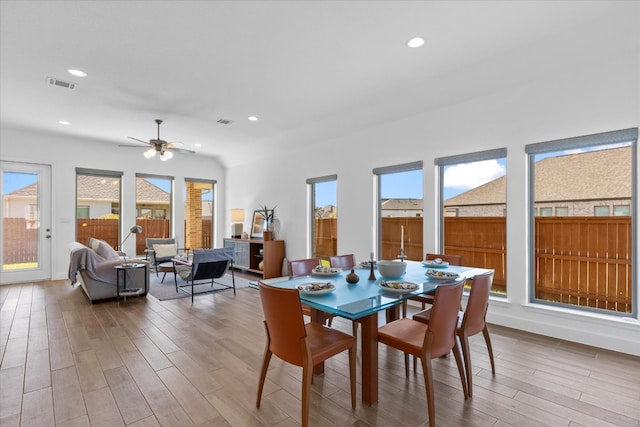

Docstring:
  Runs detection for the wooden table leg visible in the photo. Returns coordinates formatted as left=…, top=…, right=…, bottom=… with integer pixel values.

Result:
left=360, top=313, right=378, bottom=405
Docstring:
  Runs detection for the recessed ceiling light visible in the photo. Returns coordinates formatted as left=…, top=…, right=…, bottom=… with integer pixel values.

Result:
left=407, top=37, right=425, bottom=48
left=58, top=120, right=70, bottom=125
left=68, top=69, right=87, bottom=77
left=194, top=143, right=201, bottom=147
left=248, top=116, right=258, bottom=121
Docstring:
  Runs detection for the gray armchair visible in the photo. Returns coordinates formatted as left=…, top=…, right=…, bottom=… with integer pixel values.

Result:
left=173, top=248, right=235, bottom=302
left=145, top=238, right=188, bottom=276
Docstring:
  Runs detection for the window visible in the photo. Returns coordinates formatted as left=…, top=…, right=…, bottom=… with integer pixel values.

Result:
left=555, top=207, right=569, bottom=216
left=373, top=162, right=423, bottom=261
left=527, top=128, right=637, bottom=315
left=77, top=206, right=90, bottom=219
left=184, top=178, right=215, bottom=250
left=76, top=168, right=122, bottom=249
left=614, top=205, right=630, bottom=216
left=136, top=174, right=173, bottom=246
left=307, top=175, right=337, bottom=258
left=436, top=148, right=507, bottom=296
left=540, top=207, right=553, bottom=216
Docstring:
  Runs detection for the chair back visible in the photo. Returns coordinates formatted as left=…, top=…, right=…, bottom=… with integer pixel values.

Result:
left=258, top=282, right=307, bottom=366
left=427, top=280, right=464, bottom=357
left=191, top=248, right=233, bottom=280
left=426, top=253, right=462, bottom=266
left=329, top=254, right=356, bottom=270
left=288, top=258, right=321, bottom=278
left=463, top=272, right=494, bottom=336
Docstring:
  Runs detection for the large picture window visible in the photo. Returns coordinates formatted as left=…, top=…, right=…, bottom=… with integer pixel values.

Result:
left=374, top=162, right=423, bottom=261
left=307, top=175, right=337, bottom=258
left=136, top=173, right=173, bottom=255
left=75, top=168, right=122, bottom=249
left=184, top=178, right=215, bottom=250
left=526, top=128, right=637, bottom=316
left=436, top=148, right=507, bottom=296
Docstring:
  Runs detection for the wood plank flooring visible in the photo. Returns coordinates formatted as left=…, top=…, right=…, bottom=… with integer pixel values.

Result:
left=1, top=279, right=639, bottom=426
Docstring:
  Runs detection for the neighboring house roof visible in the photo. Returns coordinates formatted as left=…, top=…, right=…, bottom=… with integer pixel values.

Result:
left=381, top=199, right=424, bottom=210
left=445, top=146, right=632, bottom=206
left=5, top=176, right=170, bottom=204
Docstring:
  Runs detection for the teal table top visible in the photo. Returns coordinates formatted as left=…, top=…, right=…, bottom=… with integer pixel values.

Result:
left=260, top=261, right=492, bottom=320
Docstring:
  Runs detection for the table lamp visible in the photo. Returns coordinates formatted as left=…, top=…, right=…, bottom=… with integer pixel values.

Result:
left=231, top=209, right=244, bottom=238
left=120, top=225, right=143, bottom=266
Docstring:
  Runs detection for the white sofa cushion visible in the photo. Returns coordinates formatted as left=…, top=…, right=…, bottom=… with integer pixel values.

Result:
left=153, top=243, right=177, bottom=259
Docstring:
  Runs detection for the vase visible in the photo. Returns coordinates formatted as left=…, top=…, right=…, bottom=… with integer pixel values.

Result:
left=263, top=231, right=273, bottom=241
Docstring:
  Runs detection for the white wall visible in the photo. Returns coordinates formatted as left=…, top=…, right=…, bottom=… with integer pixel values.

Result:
left=0, top=127, right=226, bottom=281
left=226, top=54, right=640, bottom=355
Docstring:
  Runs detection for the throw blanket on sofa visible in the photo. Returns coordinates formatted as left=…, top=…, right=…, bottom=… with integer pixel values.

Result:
left=68, top=241, right=129, bottom=284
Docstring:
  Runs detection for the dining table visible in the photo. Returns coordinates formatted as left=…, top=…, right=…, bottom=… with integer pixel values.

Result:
left=259, top=259, right=493, bottom=405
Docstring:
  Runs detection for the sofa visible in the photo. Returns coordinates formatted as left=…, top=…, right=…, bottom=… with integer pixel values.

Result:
left=68, top=237, right=149, bottom=303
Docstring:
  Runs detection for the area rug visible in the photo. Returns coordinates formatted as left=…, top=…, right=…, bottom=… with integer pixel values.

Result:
left=147, top=270, right=254, bottom=301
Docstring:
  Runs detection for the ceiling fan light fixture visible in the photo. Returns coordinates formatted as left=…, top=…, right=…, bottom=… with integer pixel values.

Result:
left=144, top=148, right=156, bottom=159
left=160, top=151, right=173, bottom=161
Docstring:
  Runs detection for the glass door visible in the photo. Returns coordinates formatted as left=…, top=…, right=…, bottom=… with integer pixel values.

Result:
left=1, top=161, right=52, bottom=284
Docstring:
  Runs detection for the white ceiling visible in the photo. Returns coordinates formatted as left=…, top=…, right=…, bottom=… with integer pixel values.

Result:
left=1, top=1, right=635, bottom=166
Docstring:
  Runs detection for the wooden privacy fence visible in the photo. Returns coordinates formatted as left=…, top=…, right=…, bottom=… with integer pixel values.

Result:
left=535, top=217, right=632, bottom=313
left=314, top=216, right=633, bottom=313
left=75, top=218, right=210, bottom=254
left=2, top=218, right=38, bottom=264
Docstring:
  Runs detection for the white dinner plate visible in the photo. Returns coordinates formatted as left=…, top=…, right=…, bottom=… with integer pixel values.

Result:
left=297, top=282, right=336, bottom=295
left=378, top=281, right=419, bottom=293
left=422, top=260, right=449, bottom=268
left=425, top=269, right=460, bottom=281
left=312, top=267, right=342, bottom=276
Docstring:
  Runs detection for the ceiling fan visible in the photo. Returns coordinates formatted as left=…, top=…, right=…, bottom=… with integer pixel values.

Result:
left=121, top=119, right=195, bottom=161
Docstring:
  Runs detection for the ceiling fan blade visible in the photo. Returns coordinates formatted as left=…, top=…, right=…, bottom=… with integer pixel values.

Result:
left=169, top=147, right=196, bottom=154
left=127, top=136, right=152, bottom=145
left=119, top=144, right=150, bottom=148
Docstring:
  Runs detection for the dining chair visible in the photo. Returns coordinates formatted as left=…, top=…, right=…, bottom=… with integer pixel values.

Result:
left=413, top=272, right=495, bottom=397
left=288, top=257, right=334, bottom=324
left=377, top=280, right=467, bottom=427
left=329, top=254, right=357, bottom=270
left=256, top=282, right=356, bottom=427
left=402, top=253, right=463, bottom=317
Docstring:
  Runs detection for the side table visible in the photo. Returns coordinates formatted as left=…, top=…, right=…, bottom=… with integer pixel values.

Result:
left=114, top=263, right=148, bottom=302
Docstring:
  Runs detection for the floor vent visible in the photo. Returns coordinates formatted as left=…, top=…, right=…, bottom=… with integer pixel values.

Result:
left=47, top=77, right=76, bottom=90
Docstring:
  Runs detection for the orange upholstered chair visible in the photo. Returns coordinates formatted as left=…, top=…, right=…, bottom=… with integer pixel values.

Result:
left=402, top=253, right=463, bottom=317
left=329, top=254, right=356, bottom=270
left=256, top=282, right=356, bottom=427
left=377, top=280, right=467, bottom=427
left=413, top=272, right=495, bottom=397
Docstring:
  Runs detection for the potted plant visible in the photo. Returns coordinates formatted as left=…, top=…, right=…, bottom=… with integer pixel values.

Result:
left=259, top=204, right=277, bottom=240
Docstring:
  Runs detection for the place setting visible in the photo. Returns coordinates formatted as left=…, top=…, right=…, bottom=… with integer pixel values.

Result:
left=297, top=281, right=336, bottom=295
left=311, top=265, right=343, bottom=276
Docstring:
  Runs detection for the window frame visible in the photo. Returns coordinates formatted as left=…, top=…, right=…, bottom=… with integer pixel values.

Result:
left=526, top=127, right=638, bottom=317
left=306, top=174, right=337, bottom=258
left=373, top=161, right=423, bottom=261
left=435, top=148, right=508, bottom=296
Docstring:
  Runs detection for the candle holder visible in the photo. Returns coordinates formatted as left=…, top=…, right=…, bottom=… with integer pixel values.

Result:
left=397, top=248, right=407, bottom=262
left=368, top=260, right=377, bottom=280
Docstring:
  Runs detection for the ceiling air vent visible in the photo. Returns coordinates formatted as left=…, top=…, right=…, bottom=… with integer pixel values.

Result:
left=47, top=77, right=76, bottom=90
left=217, top=119, right=233, bottom=125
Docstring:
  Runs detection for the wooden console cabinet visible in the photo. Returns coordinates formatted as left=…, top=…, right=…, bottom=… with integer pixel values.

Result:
left=223, top=238, right=285, bottom=279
